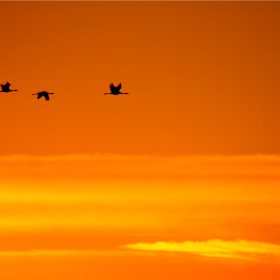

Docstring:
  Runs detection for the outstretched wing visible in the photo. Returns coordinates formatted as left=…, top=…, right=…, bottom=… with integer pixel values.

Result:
left=44, top=93, right=50, bottom=101
left=109, top=83, right=115, bottom=92
left=2, top=82, right=10, bottom=91
left=116, top=83, right=122, bottom=91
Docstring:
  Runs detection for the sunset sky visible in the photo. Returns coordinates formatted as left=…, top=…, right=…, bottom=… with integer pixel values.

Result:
left=0, top=2, right=280, bottom=279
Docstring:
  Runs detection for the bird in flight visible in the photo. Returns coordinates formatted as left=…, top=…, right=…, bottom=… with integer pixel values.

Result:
left=0, top=82, right=18, bottom=93
left=105, top=83, right=128, bottom=95
left=32, top=91, right=54, bottom=101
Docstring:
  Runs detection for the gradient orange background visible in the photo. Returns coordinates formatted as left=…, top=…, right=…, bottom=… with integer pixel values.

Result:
left=1, top=2, right=280, bottom=155
left=0, top=2, right=280, bottom=280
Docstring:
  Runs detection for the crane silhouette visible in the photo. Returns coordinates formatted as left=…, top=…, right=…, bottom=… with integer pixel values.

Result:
left=0, top=82, right=18, bottom=93
left=32, top=91, right=54, bottom=101
left=105, top=83, right=128, bottom=95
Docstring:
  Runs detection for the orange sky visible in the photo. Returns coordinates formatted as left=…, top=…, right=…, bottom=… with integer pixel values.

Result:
left=1, top=2, right=280, bottom=155
left=0, top=2, right=280, bottom=280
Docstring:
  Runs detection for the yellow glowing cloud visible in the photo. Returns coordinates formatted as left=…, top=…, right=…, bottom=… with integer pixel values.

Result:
left=124, top=240, right=280, bottom=261
left=1, top=239, right=280, bottom=260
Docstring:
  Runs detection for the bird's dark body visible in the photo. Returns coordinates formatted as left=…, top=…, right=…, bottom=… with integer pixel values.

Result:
left=37, top=91, right=49, bottom=100
left=105, top=83, right=128, bottom=95
left=0, top=82, right=18, bottom=93
left=33, top=91, right=54, bottom=101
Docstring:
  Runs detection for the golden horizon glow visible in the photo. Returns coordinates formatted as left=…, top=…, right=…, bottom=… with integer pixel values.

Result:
left=0, top=155, right=279, bottom=234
